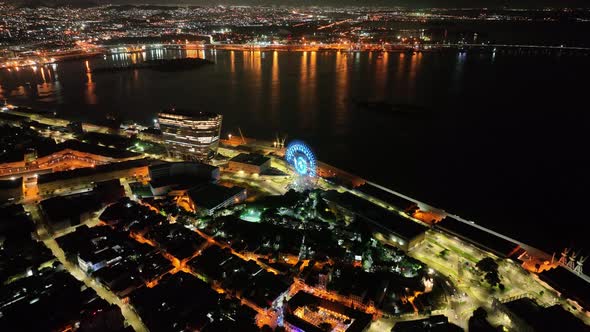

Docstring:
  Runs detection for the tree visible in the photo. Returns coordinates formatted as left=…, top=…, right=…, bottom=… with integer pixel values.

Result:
left=476, top=257, right=499, bottom=274
left=476, top=257, right=502, bottom=287
left=473, top=307, right=488, bottom=320
left=469, top=307, right=496, bottom=332
left=485, top=271, right=501, bottom=287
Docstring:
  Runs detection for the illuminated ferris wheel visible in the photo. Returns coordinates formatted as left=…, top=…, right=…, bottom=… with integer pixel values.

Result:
left=285, top=141, right=316, bottom=177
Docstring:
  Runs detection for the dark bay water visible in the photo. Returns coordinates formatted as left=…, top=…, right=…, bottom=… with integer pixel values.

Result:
left=1, top=49, right=590, bottom=254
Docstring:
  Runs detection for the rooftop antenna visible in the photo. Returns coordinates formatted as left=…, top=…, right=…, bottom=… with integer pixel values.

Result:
left=559, top=248, right=570, bottom=266
left=574, top=256, right=587, bottom=275
left=567, top=251, right=578, bottom=269
left=238, top=127, right=246, bottom=144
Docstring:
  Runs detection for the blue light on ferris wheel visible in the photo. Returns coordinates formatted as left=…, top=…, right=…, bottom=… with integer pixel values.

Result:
left=285, top=141, right=316, bottom=177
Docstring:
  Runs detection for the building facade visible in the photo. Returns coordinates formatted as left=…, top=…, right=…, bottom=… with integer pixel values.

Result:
left=157, top=110, right=222, bottom=161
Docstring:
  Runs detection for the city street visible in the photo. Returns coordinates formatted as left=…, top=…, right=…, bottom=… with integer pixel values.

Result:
left=24, top=204, right=148, bottom=332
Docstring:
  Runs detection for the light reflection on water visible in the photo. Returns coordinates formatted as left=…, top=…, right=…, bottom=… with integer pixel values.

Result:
left=270, top=51, right=280, bottom=126
left=0, top=48, right=409, bottom=127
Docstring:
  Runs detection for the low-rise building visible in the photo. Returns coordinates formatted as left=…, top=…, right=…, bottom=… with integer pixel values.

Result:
left=148, top=161, right=219, bottom=196
left=435, top=216, right=521, bottom=259
left=145, top=223, right=208, bottom=263
left=181, top=183, right=246, bottom=215
left=227, top=153, right=271, bottom=174
left=0, top=140, right=141, bottom=179
left=94, top=179, right=125, bottom=203
left=130, top=272, right=221, bottom=331
left=323, top=191, right=427, bottom=251
left=496, top=297, right=590, bottom=332
left=0, top=264, right=126, bottom=331
left=77, top=247, right=122, bottom=274
left=285, top=291, right=372, bottom=332
left=391, top=315, right=462, bottom=332
left=149, top=161, right=219, bottom=181
left=0, top=177, right=22, bottom=202
left=539, top=266, right=590, bottom=312
left=187, top=245, right=291, bottom=309
left=40, top=192, right=103, bottom=232
left=37, top=158, right=150, bottom=196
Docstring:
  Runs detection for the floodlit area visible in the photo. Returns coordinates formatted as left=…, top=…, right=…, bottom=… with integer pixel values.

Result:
left=408, top=230, right=589, bottom=328
left=293, top=306, right=354, bottom=332
left=240, top=208, right=262, bottom=222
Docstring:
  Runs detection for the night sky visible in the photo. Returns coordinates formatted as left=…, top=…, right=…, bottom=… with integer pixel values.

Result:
left=15, top=0, right=590, bottom=8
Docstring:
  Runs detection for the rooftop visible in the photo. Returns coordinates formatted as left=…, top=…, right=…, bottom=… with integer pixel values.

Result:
left=435, top=216, right=520, bottom=258
left=187, top=183, right=245, bottom=210
left=502, top=297, right=590, bottom=332
left=391, top=315, right=462, bottom=332
left=0, top=177, right=21, bottom=189
left=0, top=204, right=33, bottom=237
left=38, top=158, right=150, bottom=184
left=56, top=140, right=140, bottom=159
left=130, top=272, right=219, bottom=332
left=145, top=223, right=207, bottom=260
left=230, top=153, right=270, bottom=166
left=149, top=161, right=218, bottom=179
left=539, top=266, right=590, bottom=312
left=149, top=175, right=208, bottom=190
left=187, top=245, right=290, bottom=309
left=0, top=266, right=125, bottom=331
left=286, top=291, right=372, bottom=332
left=323, top=191, right=427, bottom=241
left=40, top=192, right=102, bottom=224
left=1, top=140, right=139, bottom=164
left=158, top=109, right=221, bottom=121
left=356, top=184, right=417, bottom=211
